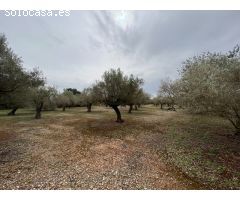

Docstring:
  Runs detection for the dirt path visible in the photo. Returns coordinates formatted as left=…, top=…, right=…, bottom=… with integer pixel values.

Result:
left=0, top=111, right=200, bottom=189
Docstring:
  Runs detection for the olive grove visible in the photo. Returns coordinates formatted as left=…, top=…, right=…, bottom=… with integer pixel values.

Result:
left=1, top=32, right=240, bottom=130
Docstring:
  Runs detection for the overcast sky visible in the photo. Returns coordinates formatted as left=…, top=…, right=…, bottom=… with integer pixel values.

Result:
left=0, top=11, right=240, bottom=95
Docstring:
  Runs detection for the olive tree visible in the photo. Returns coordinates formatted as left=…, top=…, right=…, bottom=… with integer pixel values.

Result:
left=125, top=75, right=143, bottom=113
left=158, top=78, right=176, bottom=110
left=93, top=68, right=127, bottom=122
left=177, top=46, right=240, bottom=134
left=9, top=68, right=45, bottom=114
left=0, top=89, right=29, bottom=115
left=31, top=86, right=57, bottom=119
left=153, top=95, right=166, bottom=109
left=152, top=96, right=160, bottom=106
left=93, top=68, right=142, bottom=122
left=55, top=93, right=71, bottom=111
left=134, top=89, right=150, bottom=110
left=80, top=87, right=96, bottom=112
left=64, top=89, right=81, bottom=108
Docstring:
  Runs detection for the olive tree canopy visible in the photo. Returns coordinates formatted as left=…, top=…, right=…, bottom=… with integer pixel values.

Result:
left=177, top=46, right=240, bottom=134
left=0, top=34, right=28, bottom=95
left=157, top=78, right=178, bottom=110
left=31, top=86, right=57, bottom=119
left=125, top=75, right=143, bottom=113
left=80, top=87, right=96, bottom=112
left=93, top=68, right=144, bottom=122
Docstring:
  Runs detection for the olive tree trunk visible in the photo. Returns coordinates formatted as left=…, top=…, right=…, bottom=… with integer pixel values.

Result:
left=62, top=106, right=66, bottom=111
left=128, top=104, right=133, bottom=113
left=87, top=103, right=92, bottom=112
left=111, top=105, right=123, bottom=123
left=7, top=107, right=18, bottom=116
left=134, top=105, right=138, bottom=110
left=35, top=102, right=43, bottom=119
left=160, top=103, right=163, bottom=109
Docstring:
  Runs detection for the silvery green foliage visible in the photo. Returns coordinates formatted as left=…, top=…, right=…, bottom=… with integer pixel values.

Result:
left=157, top=78, right=178, bottom=109
left=93, top=68, right=144, bottom=107
left=55, top=93, right=71, bottom=108
left=93, top=68, right=129, bottom=106
left=177, top=46, right=240, bottom=133
left=125, top=75, right=144, bottom=106
left=92, top=68, right=145, bottom=121
left=55, top=90, right=80, bottom=108
left=134, top=89, right=151, bottom=106
left=32, top=86, right=57, bottom=107
left=31, top=86, right=57, bottom=118
left=0, top=34, right=26, bottom=95
left=0, top=34, right=45, bottom=111
left=80, top=87, right=95, bottom=106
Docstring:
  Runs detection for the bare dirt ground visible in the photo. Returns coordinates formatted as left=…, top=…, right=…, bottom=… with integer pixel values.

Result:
left=0, top=106, right=239, bottom=189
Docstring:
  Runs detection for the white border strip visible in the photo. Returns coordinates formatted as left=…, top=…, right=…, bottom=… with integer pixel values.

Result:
left=0, top=0, right=240, bottom=10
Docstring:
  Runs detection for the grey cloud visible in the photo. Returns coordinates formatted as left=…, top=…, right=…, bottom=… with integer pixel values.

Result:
left=0, top=11, right=240, bottom=95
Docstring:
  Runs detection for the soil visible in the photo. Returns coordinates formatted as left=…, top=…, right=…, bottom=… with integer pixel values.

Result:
left=0, top=110, right=200, bottom=189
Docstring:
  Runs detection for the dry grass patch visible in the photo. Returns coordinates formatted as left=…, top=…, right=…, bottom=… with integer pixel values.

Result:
left=0, top=106, right=239, bottom=189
